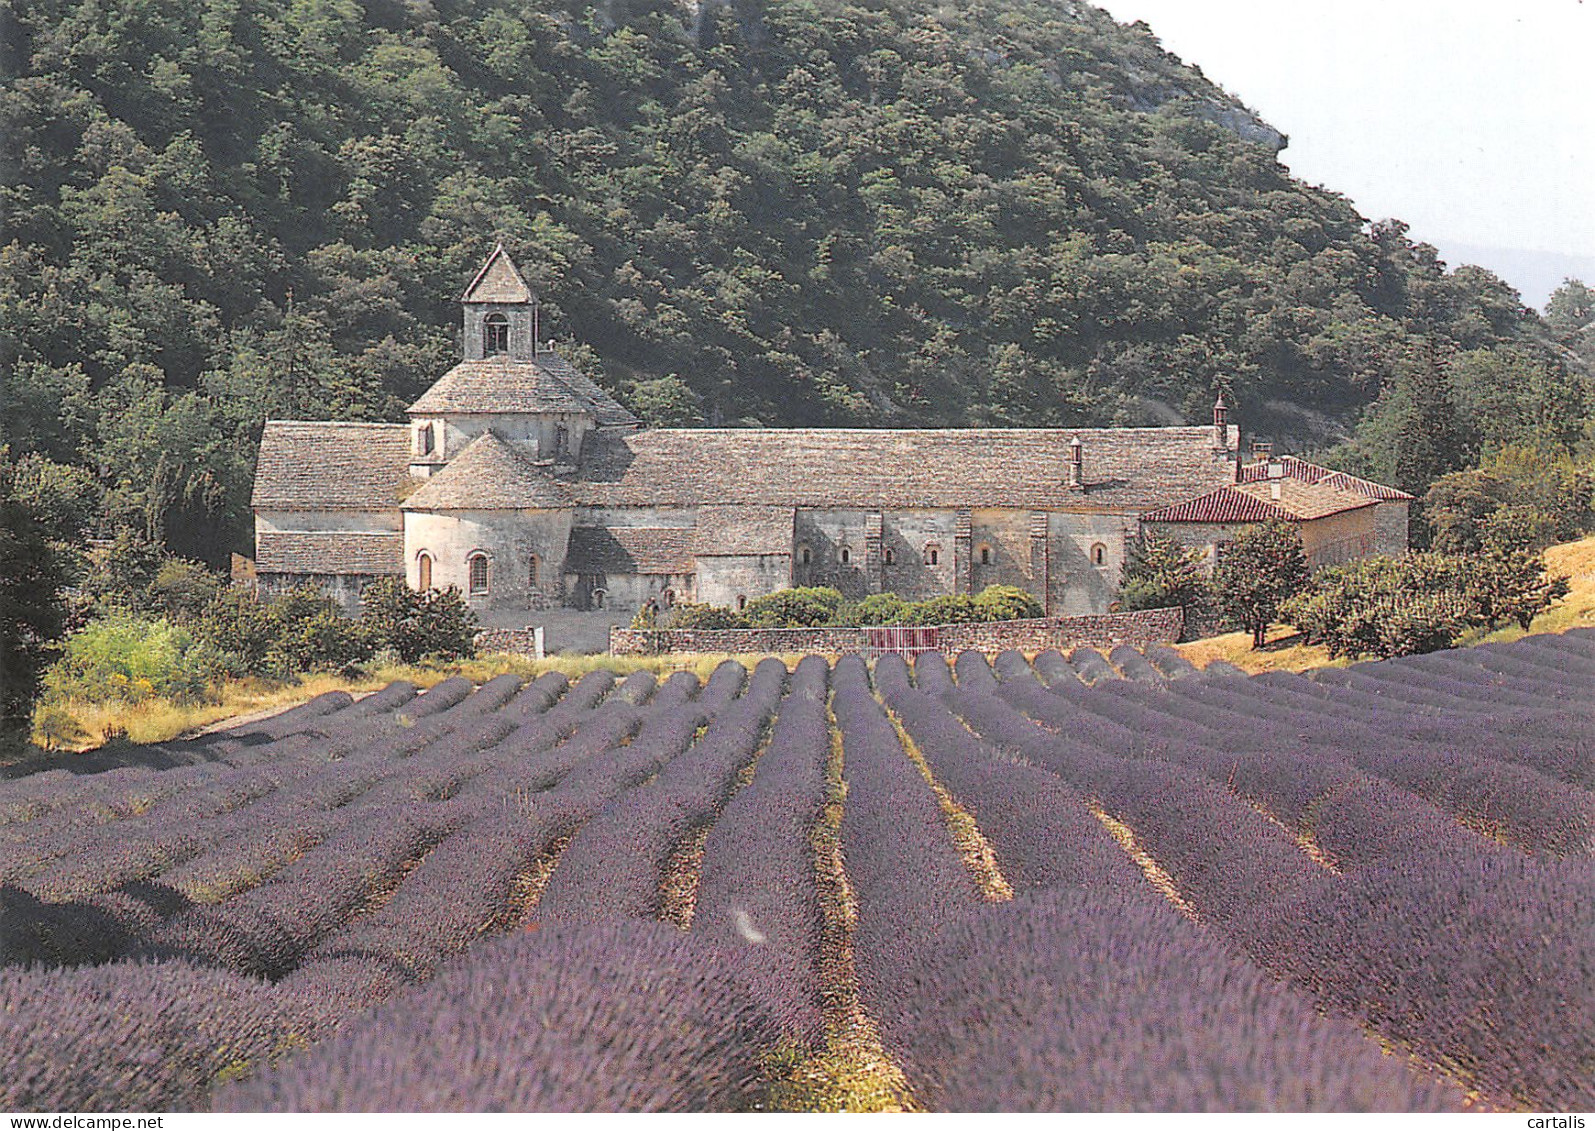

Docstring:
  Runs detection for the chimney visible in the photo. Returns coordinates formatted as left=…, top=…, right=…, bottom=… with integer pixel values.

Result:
left=1270, top=479, right=1283, bottom=502
left=1066, top=434, right=1084, bottom=490
left=1212, top=392, right=1230, bottom=450
left=1251, top=441, right=1273, bottom=463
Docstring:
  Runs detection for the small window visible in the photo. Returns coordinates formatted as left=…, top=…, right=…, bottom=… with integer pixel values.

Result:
left=592, top=587, right=607, bottom=610
left=979, top=545, right=992, bottom=565
left=1091, top=542, right=1107, bottom=567
left=661, top=588, right=676, bottom=609
left=884, top=548, right=895, bottom=565
left=416, top=423, right=434, bottom=457
left=417, top=552, right=432, bottom=591
left=528, top=554, right=539, bottom=589
left=468, top=553, right=490, bottom=595
left=800, top=546, right=812, bottom=565
left=554, top=423, right=569, bottom=460
left=840, top=547, right=851, bottom=565
left=736, top=594, right=747, bottom=611
left=924, top=543, right=940, bottom=566
left=484, top=313, right=510, bottom=355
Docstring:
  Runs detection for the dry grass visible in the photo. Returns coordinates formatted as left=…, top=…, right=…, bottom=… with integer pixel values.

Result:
left=771, top=695, right=914, bottom=1113
left=658, top=822, right=713, bottom=931
left=1088, top=804, right=1200, bottom=923
left=881, top=702, right=1013, bottom=903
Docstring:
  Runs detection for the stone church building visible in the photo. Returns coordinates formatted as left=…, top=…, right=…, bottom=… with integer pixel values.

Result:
left=251, top=247, right=1409, bottom=620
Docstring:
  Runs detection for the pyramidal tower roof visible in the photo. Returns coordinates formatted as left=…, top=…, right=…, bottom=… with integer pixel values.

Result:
left=461, top=243, right=533, bottom=304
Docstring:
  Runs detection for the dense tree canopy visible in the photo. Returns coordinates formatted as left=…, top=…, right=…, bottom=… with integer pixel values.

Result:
left=0, top=0, right=1579, bottom=565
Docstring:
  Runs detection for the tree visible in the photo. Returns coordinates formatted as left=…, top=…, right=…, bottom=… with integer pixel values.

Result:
left=626, top=374, right=704, bottom=427
left=1389, top=351, right=1471, bottom=497
left=1119, top=531, right=1213, bottom=615
left=1214, top=520, right=1309, bottom=649
left=0, top=461, right=67, bottom=748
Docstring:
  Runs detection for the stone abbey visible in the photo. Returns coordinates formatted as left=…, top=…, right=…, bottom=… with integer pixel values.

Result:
left=251, top=247, right=1409, bottom=620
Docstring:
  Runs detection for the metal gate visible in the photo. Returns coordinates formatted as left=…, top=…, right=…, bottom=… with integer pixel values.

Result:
left=863, top=625, right=943, bottom=658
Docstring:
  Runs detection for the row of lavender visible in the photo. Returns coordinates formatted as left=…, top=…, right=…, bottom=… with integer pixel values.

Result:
left=4, top=628, right=1591, bottom=1110
left=3, top=660, right=835, bottom=1110
left=916, top=631, right=1593, bottom=1109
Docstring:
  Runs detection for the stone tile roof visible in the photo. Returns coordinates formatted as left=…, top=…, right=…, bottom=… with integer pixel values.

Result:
left=1141, top=479, right=1375, bottom=523
left=406, top=351, right=638, bottom=426
left=1237, top=456, right=1413, bottom=501
left=251, top=421, right=412, bottom=511
left=461, top=245, right=533, bottom=303
left=402, top=432, right=571, bottom=510
left=565, top=527, right=695, bottom=575
left=256, top=531, right=403, bottom=575
left=572, top=427, right=1239, bottom=511
left=692, top=506, right=794, bottom=556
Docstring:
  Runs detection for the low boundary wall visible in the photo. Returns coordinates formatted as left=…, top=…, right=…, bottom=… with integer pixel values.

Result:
left=609, top=607, right=1183, bottom=657
left=475, top=626, right=545, bottom=659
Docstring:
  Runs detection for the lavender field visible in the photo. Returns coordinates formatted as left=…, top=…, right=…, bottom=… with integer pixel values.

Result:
left=3, top=632, right=1592, bottom=1112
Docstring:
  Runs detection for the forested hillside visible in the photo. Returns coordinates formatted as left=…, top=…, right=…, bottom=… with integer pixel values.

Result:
left=0, top=0, right=1581, bottom=563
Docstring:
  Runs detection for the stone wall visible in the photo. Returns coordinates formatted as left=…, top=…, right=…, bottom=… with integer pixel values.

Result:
left=609, top=607, right=1184, bottom=657
left=475, top=626, right=545, bottom=658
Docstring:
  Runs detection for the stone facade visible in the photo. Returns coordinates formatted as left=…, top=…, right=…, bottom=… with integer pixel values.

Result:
left=609, top=607, right=1185, bottom=657
left=251, top=247, right=1409, bottom=631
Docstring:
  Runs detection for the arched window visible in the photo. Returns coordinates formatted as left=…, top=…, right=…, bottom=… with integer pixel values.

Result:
left=884, top=548, right=895, bottom=565
left=800, top=546, right=812, bottom=565
left=468, top=552, right=490, bottom=595
left=1091, top=542, right=1107, bottom=567
left=417, top=552, right=432, bottom=591
left=661, top=588, right=676, bottom=609
left=979, top=544, right=992, bottom=565
left=528, top=554, right=540, bottom=590
left=483, top=313, right=510, bottom=355
left=416, top=423, right=434, bottom=457
left=924, top=543, right=940, bottom=566
left=592, top=587, right=607, bottom=610
left=736, top=594, right=747, bottom=611
left=839, top=546, right=851, bottom=565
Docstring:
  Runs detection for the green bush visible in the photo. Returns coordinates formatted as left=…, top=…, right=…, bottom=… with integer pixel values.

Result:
left=360, top=578, right=477, bottom=663
left=895, top=593, right=983, bottom=625
left=44, top=616, right=231, bottom=705
left=852, top=593, right=908, bottom=625
left=1119, top=532, right=1215, bottom=616
left=741, top=587, right=844, bottom=628
left=660, top=602, right=746, bottom=630
left=971, top=584, right=1043, bottom=621
left=1283, top=546, right=1568, bottom=659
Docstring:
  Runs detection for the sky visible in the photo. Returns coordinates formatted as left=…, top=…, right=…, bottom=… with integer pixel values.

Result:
left=1090, top=0, right=1595, bottom=309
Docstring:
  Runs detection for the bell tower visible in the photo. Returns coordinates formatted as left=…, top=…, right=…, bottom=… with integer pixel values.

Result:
left=461, top=244, right=539, bottom=361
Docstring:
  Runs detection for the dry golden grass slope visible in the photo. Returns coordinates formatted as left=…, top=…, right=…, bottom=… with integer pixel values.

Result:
left=1175, top=533, right=1595, bottom=675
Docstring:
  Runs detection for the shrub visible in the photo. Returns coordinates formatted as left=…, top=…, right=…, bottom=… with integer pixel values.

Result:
left=1284, top=547, right=1568, bottom=659
left=853, top=592, right=908, bottom=625
left=44, top=616, right=231, bottom=705
left=1119, top=532, right=1214, bottom=616
left=971, top=584, right=1043, bottom=621
left=896, top=593, right=983, bottom=625
left=660, top=602, right=746, bottom=630
left=740, top=587, right=843, bottom=628
left=148, top=559, right=224, bottom=622
left=360, top=578, right=477, bottom=663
